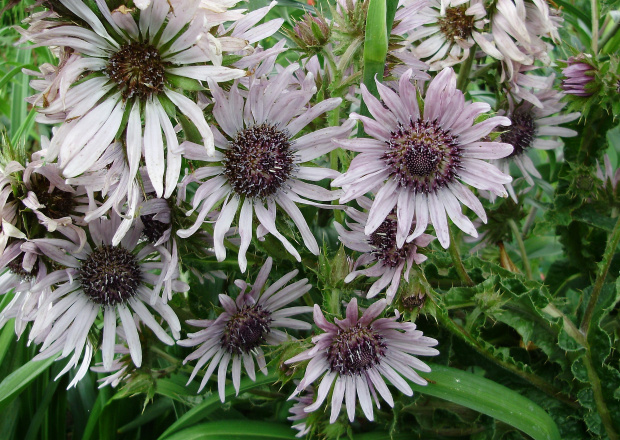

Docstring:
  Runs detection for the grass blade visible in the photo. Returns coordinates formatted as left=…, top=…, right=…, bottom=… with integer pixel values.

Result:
left=0, top=355, right=57, bottom=412
left=162, top=421, right=297, bottom=440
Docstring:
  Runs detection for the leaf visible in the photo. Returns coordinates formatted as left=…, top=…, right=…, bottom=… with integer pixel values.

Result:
left=0, top=355, right=57, bottom=412
left=158, top=372, right=279, bottom=439
left=161, top=421, right=297, bottom=440
left=411, top=364, right=562, bottom=440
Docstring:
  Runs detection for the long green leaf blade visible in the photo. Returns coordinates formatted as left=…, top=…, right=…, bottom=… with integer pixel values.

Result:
left=158, top=372, right=279, bottom=439
left=162, top=421, right=297, bottom=440
left=412, top=364, right=561, bottom=440
left=0, top=355, right=57, bottom=412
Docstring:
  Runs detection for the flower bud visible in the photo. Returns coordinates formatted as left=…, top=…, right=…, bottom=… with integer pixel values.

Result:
left=561, top=56, right=596, bottom=97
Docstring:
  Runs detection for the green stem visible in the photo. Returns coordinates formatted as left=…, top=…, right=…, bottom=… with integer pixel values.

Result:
left=583, top=352, right=619, bottom=440
left=433, top=298, right=578, bottom=408
left=508, top=219, right=532, bottom=280
left=591, top=0, right=599, bottom=54
left=581, top=214, right=620, bottom=334
left=456, top=45, right=476, bottom=92
left=448, top=226, right=474, bottom=286
left=600, top=21, right=620, bottom=50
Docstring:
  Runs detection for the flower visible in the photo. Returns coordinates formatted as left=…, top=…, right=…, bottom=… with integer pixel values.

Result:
left=407, top=0, right=503, bottom=69
left=286, top=298, right=439, bottom=423
left=335, top=197, right=434, bottom=301
left=27, top=214, right=186, bottom=387
left=332, top=68, right=513, bottom=248
left=561, top=56, right=596, bottom=97
left=179, top=257, right=312, bottom=401
left=493, top=86, right=579, bottom=200
left=288, top=384, right=315, bottom=437
left=20, top=0, right=246, bottom=198
left=177, top=66, right=354, bottom=271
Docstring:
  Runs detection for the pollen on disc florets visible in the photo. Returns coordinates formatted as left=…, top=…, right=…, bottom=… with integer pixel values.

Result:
left=221, top=305, right=272, bottom=355
left=106, top=42, right=167, bottom=101
left=501, top=110, right=536, bottom=158
left=327, top=323, right=387, bottom=375
left=79, top=245, right=142, bottom=306
left=437, top=5, right=476, bottom=42
left=29, top=175, right=76, bottom=219
left=223, top=124, right=296, bottom=199
left=383, top=118, right=462, bottom=193
left=369, top=212, right=415, bottom=267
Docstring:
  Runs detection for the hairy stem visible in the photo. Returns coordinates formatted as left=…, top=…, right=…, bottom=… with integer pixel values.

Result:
left=448, top=226, right=474, bottom=286
left=508, top=219, right=532, bottom=280
left=591, top=0, right=599, bottom=54
left=456, top=46, right=476, bottom=92
left=581, top=214, right=620, bottom=334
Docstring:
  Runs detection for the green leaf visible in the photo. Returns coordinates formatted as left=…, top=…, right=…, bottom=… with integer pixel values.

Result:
left=9, top=48, right=31, bottom=142
left=410, top=364, right=561, bottom=440
left=158, top=372, right=279, bottom=439
left=0, top=355, right=57, bottom=412
left=162, top=421, right=297, bottom=440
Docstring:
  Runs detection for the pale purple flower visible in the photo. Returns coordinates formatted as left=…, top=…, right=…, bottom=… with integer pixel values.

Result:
left=20, top=0, right=246, bottom=199
left=336, top=197, right=435, bottom=302
left=27, top=214, right=187, bottom=387
left=177, top=66, right=354, bottom=272
left=596, top=155, right=620, bottom=192
left=333, top=68, right=513, bottom=249
left=0, top=161, right=23, bottom=254
left=179, top=257, right=312, bottom=401
left=406, top=0, right=503, bottom=69
left=286, top=298, right=439, bottom=423
left=494, top=87, right=579, bottom=200
left=288, top=385, right=315, bottom=437
left=561, top=56, right=596, bottom=97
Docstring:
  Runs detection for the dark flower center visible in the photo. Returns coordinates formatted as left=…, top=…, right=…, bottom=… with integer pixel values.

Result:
left=141, top=214, right=168, bottom=243
left=30, top=176, right=75, bottom=219
left=79, top=245, right=142, bottom=306
left=437, top=6, right=476, bottom=42
left=8, top=254, right=38, bottom=281
left=383, top=118, right=461, bottom=193
left=327, top=323, right=387, bottom=375
left=223, top=124, right=296, bottom=199
left=501, top=111, right=536, bottom=158
left=368, top=212, right=416, bottom=267
left=106, top=42, right=166, bottom=101
left=221, top=305, right=272, bottom=354
left=401, top=293, right=426, bottom=311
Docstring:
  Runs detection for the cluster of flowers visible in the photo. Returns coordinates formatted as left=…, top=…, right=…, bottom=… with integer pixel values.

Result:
left=0, top=0, right=586, bottom=434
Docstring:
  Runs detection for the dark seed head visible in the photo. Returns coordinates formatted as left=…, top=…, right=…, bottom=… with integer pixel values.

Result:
left=383, top=118, right=462, bottom=193
left=368, top=212, right=416, bottom=268
left=106, top=42, right=167, bottom=101
left=501, top=110, right=536, bottom=158
left=327, top=323, right=387, bottom=375
left=223, top=124, right=296, bottom=199
left=8, top=254, right=38, bottom=281
left=30, top=175, right=75, bottom=219
left=437, top=5, right=476, bottom=42
left=141, top=214, right=169, bottom=243
left=221, top=305, right=272, bottom=354
left=79, top=245, right=142, bottom=306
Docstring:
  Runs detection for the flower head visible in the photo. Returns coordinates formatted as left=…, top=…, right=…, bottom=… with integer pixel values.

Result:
left=177, top=66, right=354, bottom=271
left=336, top=197, right=434, bottom=301
left=333, top=68, right=513, bottom=248
left=26, top=214, right=186, bottom=387
left=21, top=0, right=246, bottom=198
left=561, top=56, right=597, bottom=97
left=286, top=298, right=439, bottom=423
left=179, top=257, right=312, bottom=401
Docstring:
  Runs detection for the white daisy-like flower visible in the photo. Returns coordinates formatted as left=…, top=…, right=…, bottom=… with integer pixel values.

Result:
left=332, top=68, right=513, bottom=249
left=20, top=0, right=246, bottom=198
left=288, top=384, right=315, bottom=437
left=406, top=0, right=503, bottom=69
left=494, top=87, right=579, bottom=200
left=336, top=197, right=435, bottom=302
left=286, top=298, right=439, bottom=423
left=177, top=65, right=354, bottom=272
left=27, top=214, right=187, bottom=387
left=179, top=257, right=312, bottom=401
